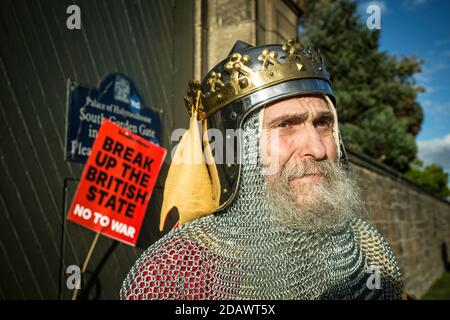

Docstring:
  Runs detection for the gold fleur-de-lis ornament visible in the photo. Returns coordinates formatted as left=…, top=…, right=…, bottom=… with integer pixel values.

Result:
left=258, top=48, right=279, bottom=70
left=224, top=53, right=252, bottom=94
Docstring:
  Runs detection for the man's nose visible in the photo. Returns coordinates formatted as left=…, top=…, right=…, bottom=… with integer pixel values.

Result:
left=292, top=125, right=327, bottom=160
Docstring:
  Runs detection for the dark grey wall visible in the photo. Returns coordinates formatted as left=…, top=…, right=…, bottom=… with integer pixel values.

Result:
left=0, top=0, right=194, bottom=299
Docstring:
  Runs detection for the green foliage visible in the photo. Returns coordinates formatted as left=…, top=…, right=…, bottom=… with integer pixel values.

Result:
left=422, top=272, right=450, bottom=300
left=340, top=107, right=417, bottom=172
left=405, top=161, right=450, bottom=198
left=299, top=0, right=424, bottom=173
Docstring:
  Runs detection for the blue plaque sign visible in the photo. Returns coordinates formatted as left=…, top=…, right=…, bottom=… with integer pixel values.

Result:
left=66, top=73, right=162, bottom=163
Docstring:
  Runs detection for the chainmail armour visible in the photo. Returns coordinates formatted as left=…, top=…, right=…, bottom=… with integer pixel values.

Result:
left=120, top=111, right=403, bottom=300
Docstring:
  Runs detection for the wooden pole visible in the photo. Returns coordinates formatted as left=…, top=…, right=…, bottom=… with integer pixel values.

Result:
left=71, top=232, right=101, bottom=300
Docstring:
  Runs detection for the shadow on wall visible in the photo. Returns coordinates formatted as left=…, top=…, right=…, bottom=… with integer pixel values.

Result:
left=78, top=241, right=120, bottom=300
left=442, top=242, right=450, bottom=272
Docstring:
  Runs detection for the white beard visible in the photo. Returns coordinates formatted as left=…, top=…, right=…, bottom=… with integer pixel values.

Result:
left=264, top=159, right=366, bottom=232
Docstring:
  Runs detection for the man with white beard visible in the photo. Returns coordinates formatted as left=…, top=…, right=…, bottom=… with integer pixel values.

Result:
left=121, top=39, right=403, bottom=300
left=261, top=95, right=366, bottom=232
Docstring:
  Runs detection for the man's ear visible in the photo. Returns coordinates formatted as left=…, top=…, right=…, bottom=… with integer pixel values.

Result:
left=323, top=95, right=341, bottom=159
left=258, top=108, right=265, bottom=133
left=258, top=108, right=272, bottom=174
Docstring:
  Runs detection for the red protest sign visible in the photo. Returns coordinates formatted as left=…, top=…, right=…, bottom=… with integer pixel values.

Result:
left=67, top=120, right=166, bottom=246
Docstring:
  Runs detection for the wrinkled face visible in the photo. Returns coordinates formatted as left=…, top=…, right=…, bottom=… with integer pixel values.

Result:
left=260, top=95, right=338, bottom=200
left=261, top=95, right=338, bottom=162
left=260, top=95, right=363, bottom=230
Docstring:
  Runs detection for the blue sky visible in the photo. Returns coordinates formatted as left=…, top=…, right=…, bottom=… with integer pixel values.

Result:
left=357, top=0, right=450, bottom=176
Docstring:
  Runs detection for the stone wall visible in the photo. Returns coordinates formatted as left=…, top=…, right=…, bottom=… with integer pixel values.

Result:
left=195, top=0, right=299, bottom=76
left=349, top=151, right=450, bottom=298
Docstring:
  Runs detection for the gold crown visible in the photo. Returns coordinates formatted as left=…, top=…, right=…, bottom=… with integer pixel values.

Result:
left=184, top=39, right=329, bottom=120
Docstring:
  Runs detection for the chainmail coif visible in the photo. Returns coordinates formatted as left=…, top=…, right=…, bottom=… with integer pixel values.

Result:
left=120, top=111, right=403, bottom=300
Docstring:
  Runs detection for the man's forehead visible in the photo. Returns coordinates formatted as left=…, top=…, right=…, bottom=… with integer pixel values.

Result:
left=263, top=95, right=330, bottom=119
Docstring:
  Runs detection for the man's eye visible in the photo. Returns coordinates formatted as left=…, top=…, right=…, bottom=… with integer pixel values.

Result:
left=316, top=120, right=332, bottom=128
left=277, top=121, right=291, bottom=128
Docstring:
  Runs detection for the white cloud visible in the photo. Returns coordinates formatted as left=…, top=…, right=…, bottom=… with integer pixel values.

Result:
left=419, top=100, right=450, bottom=115
left=402, top=0, right=430, bottom=9
left=423, top=86, right=439, bottom=94
left=415, top=61, right=448, bottom=83
left=434, top=38, right=450, bottom=48
left=418, top=134, right=450, bottom=170
left=414, top=61, right=448, bottom=96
